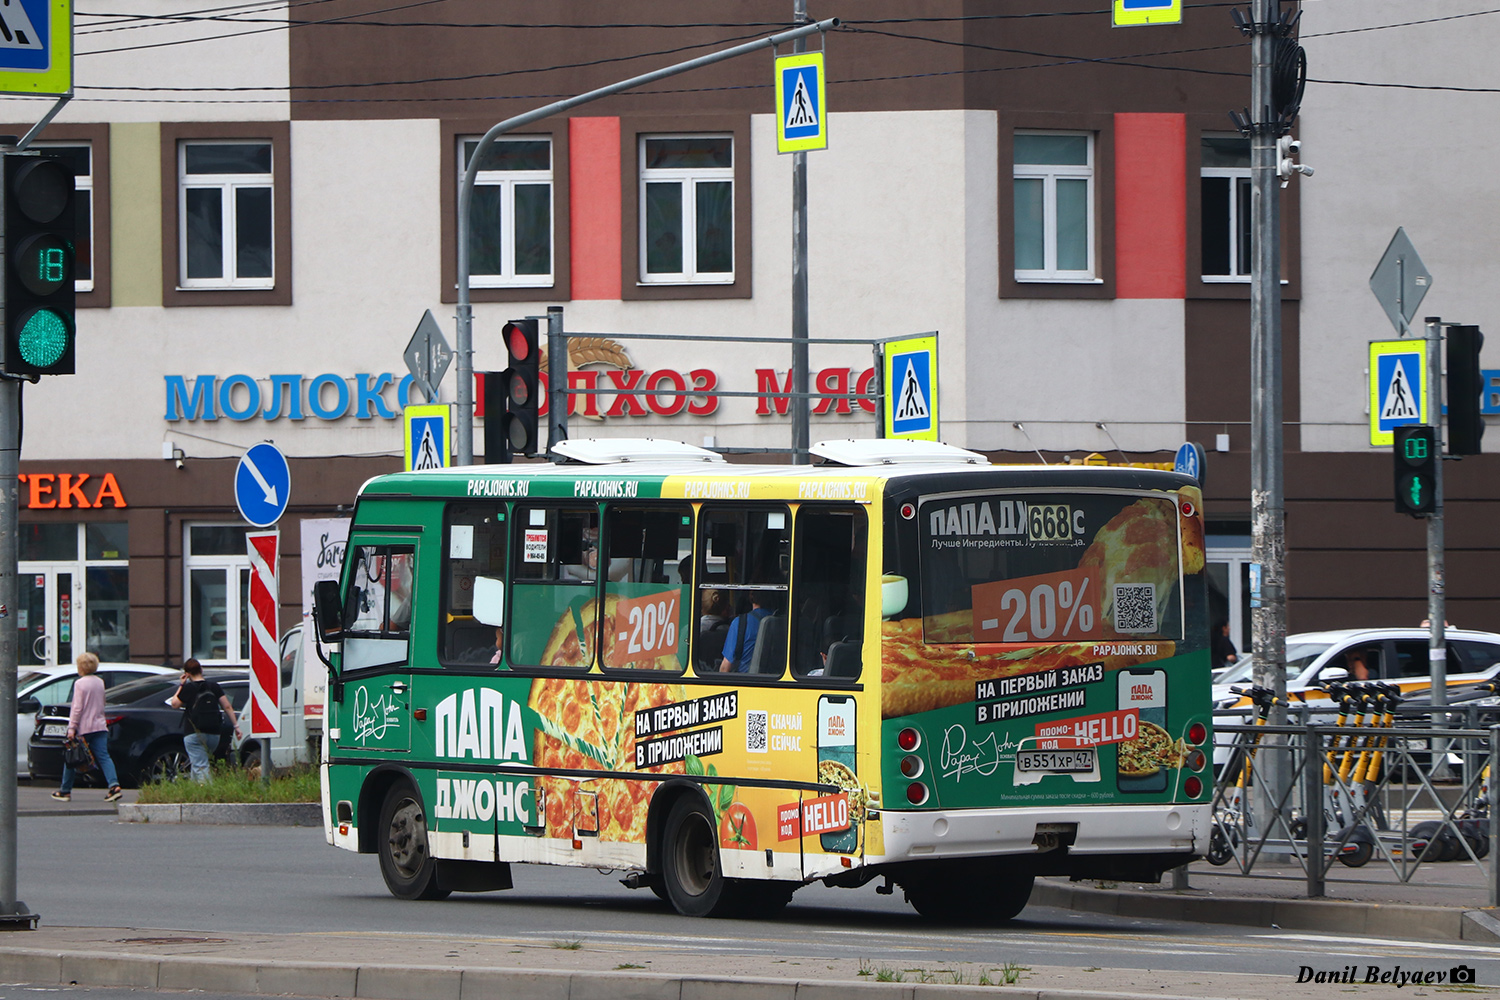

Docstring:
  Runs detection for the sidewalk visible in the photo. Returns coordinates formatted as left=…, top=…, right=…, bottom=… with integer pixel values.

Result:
left=1034, top=867, right=1500, bottom=944
left=0, top=923, right=1489, bottom=1000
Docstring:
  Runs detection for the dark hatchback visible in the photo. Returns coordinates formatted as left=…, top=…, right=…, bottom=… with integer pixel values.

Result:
left=28, top=671, right=249, bottom=786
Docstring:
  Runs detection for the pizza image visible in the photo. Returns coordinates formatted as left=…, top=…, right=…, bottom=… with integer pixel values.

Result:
left=817, top=759, right=869, bottom=826
left=1116, top=720, right=1185, bottom=777
left=527, top=605, right=689, bottom=842
left=1077, top=498, right=1183, bottom=638
left=880, top=615, right=1175, bottom=718
left=536, top=593, right=684, bottom=672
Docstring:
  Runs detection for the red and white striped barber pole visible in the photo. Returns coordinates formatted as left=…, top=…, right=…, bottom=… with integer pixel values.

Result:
left=246, top=530, right=281, bottom=738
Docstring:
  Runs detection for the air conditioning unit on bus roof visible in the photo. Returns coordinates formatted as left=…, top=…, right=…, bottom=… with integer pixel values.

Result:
left=550, top=438, right=725, bottom=465
left=811, top=439, right=988, bottom=466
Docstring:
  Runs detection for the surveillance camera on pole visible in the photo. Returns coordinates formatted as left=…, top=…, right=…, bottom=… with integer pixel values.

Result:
left=1275, top=136, right=1313, bottom=188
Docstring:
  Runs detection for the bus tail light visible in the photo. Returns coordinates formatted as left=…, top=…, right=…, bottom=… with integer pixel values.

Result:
left=900, top=755, right=924, bottom=778
left=1186, top=749, right=1206, bottom=772
left=897, top=728, right=921, bottom=752
left=1187, top=722, right=1208, bottom=746
left=1184, top=776, right=1203, bottom=798
left=905, top=782, right=929, bottom=805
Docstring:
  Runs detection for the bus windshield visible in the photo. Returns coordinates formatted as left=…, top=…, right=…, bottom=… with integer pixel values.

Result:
left=918, top=491, right=1183, bottom=644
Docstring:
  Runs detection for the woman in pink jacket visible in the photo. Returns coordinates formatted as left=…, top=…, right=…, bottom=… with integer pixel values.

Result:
left=52, top=652, right=122, bottom=803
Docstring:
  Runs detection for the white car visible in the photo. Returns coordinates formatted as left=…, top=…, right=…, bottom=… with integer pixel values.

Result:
left=1212, top=628, right=1500, bottom=711
left=14, top=662, right=178, bottom=772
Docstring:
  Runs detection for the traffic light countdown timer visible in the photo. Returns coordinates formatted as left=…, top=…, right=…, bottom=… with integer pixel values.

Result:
left=2, top=153, right=75, bottom=377
left=1393, top=424, right=1438, bottom=516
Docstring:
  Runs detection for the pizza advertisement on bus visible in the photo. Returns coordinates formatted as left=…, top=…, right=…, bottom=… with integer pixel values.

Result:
left=879, top=486, right=1209, bottom=808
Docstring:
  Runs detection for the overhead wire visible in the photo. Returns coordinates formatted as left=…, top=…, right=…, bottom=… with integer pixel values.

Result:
left=41, top=4, right=1500, bottom=104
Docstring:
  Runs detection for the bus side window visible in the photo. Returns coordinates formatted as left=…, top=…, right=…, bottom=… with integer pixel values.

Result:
left=441, top=503, right=508, bottom=666
left=791, top=507, right=868, bottom=680
left=601, top=505, right=693, bottom=672
left=697, top=506, right=791, bottom=676
left=343, top=543, right=415, bottom=672
left=509, top=505, right=599, bottom=669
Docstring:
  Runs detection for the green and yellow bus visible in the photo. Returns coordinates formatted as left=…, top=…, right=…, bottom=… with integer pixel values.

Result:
left=313, top=437, right=1213, bottom=921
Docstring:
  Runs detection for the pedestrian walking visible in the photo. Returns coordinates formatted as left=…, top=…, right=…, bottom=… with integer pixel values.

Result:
left=168, top=658, right=241, bottom=782
left=52, top=652, right=123, bottom=803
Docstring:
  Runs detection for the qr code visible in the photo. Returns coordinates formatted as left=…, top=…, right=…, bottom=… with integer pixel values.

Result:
left=746, top=710, right=768, bottom=753
left=1113, top=584, right=1157, bottom=634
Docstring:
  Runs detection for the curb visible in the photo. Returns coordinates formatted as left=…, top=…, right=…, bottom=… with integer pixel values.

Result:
left=0, top=948, right=1244, bottom=1000
left=1030, top=879, right=1500, bottom=943
left=116, top=803, right=321, bottom=826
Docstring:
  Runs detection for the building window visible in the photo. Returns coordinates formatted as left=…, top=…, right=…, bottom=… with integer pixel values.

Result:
left=178, top=141, right=273, bottom=289
left=639, top=135, right=733, bottom=284
left=34, top=143, right=93, bottom=293
left=463, top=137, right=553, bottom=287
left=1201, top=136, right=1251, bottom=281
left=185, top=524, right=252, bottom=664
left=17, top=523, right=129, bottom=667
left=1013, top=132, right=1094, bottom=281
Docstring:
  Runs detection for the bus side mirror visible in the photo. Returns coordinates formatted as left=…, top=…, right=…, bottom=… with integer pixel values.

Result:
left=472, top=576, right=505, bottom=627
left=313, top=580, right=345, bottom=643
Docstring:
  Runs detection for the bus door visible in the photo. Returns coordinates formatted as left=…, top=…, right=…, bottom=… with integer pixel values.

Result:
left=330, top=539, right=415, bottom=755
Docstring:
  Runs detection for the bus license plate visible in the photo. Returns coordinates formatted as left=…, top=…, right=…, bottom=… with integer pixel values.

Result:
left=41, top=724, right=66, bottom=738
left=1016, top=748, right=1095, bottom=772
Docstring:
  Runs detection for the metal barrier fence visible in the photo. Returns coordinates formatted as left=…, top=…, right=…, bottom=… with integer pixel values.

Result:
left=1209, top=713, right=1500, bottom=902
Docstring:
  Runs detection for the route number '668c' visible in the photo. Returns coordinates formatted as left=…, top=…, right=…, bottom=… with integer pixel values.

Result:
left=1027, top=504, right=1084, bottom=542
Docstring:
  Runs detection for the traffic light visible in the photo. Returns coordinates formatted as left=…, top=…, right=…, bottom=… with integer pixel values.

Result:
left=3, top=153, right=75, bottom=376
left=502, top=318, right=540, bottom=457
left=1394, top=424, right=1438, bottom=516
left=482, top=370, right=510, bottom=464
left=1447, top=324, right=1486, bottom=456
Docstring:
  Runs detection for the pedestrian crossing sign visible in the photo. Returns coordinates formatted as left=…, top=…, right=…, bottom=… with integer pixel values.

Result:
left=1369, top=340, right=1428, bottom=446
left=404, top=404, right=450, bottom=471
left=775, top=51, right=827, bottom=153
left=1113, top=0, right=1182, bottom=27
left=883, top=336, right=938, bottom=441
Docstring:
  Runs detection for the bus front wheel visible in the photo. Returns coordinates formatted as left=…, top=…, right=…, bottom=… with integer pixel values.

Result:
left=661, top=796, right=736, bottom=917
left=903, top=870, right=1033, bottom=924
left=378, top=780, right=452, bottom=901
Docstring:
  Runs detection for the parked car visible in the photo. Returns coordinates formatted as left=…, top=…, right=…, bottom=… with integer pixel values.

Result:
left=28, top=671, right=248, bottom=786
left=1212, top=628, right=1500, bottom=710
left=14, top=663, right=177, bottom=772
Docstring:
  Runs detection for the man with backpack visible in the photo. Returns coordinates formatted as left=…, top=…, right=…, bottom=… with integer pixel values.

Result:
left=168, top=658, right=241, bottom=782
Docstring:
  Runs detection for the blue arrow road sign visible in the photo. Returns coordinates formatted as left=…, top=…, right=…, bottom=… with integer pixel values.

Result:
left=235, top=442, right=290, bottom=527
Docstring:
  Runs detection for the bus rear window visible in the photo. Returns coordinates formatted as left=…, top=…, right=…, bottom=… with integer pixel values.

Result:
left=918, top=492, right=1182, bottom=644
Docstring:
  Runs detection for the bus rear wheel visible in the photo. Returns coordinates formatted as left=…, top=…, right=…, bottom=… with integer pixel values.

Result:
left=903, top=869, right=1034, bottom=924
left=378, top=780, right=451, bottom=901
left=660, top=796, right=744, bottom=917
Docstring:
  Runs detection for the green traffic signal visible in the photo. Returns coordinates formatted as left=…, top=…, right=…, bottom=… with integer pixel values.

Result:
left=2, top=154, right=76, bottom=376
left=1393, top=425, right=1439, bottom=516
left=16, top=309, right=69, bottom=368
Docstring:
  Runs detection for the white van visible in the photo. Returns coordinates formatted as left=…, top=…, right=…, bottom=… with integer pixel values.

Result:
left=233, top=625, right=320, bottom=770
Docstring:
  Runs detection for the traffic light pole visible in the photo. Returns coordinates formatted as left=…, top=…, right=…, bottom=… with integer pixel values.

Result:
left=453, top=17, right=839, bottom=466
left=0, top=376, right=23, bottom=927
left=1426, top=316, right=1448, bottom=723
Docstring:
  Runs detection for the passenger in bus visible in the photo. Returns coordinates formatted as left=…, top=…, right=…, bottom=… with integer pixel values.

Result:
left=696, top=590, right=731, bottom=671
left=720, top=594, right=774, bottom=672
left=489, top=627, right=505, bottom=665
